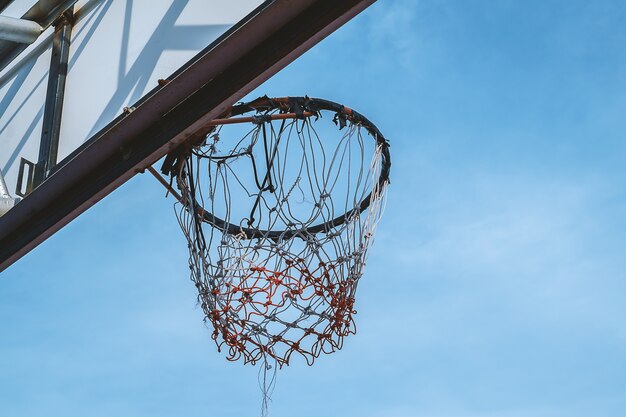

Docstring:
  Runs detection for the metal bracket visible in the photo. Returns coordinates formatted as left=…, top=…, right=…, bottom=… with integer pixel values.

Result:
left=15, top=157, right=35, bottom=197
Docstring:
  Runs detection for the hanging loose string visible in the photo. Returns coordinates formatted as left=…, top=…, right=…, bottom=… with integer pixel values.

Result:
left=168, top=97, right=390, bottom=370
left=259, top=354, right=277, bottom=417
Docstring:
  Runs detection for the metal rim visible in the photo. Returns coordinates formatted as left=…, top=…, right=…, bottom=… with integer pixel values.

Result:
left=187, top=96, right=391, bottom=239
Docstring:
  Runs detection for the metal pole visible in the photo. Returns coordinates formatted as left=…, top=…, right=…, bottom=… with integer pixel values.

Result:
left=0, top=15, right=42, bottom=43
left=0, top=170, right=19, bottom=217
left=0, top=170, right=12, bottom=198
left=0, top=0, right=78, bottom=73
left=34, top=8, right=73, bottom=186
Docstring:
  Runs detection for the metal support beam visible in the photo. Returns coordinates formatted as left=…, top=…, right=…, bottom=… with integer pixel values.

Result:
left=34, top=8, right=73, bottom=186
left=0, top=0, right=77, bottom=73
left=0, top=0, right=376, bottom=271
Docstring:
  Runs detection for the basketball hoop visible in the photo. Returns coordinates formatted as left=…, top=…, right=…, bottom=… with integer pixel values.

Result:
left=157, top=96, right=390, bottom=367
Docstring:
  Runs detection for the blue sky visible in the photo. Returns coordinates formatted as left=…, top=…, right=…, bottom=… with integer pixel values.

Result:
left=3, top=1, right=626, bottom=416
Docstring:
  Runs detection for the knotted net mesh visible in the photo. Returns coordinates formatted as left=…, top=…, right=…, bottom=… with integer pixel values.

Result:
left=168, top=97, right=390, bottom=367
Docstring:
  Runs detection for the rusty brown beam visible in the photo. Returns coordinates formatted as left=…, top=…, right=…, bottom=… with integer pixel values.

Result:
left=207, top=112, right=314, bottom=126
